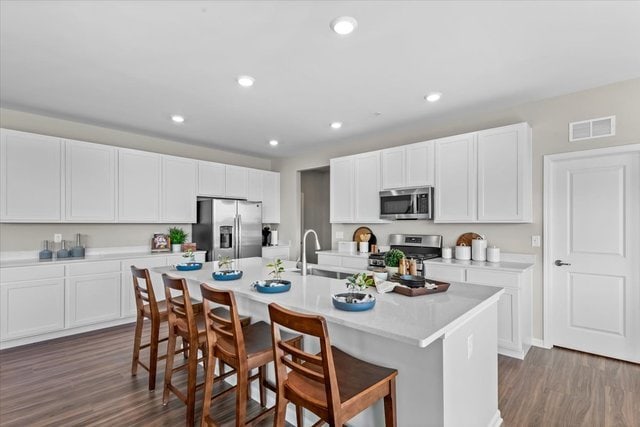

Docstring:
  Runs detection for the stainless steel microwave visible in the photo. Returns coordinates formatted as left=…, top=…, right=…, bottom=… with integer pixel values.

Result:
left=379, top=187, right=433, bottom=220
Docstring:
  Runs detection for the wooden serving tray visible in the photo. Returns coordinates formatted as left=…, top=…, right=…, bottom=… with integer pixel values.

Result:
left=392, top=280, right=451, bottom=297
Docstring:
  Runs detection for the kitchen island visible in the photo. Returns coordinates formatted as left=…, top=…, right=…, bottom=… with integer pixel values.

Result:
left=153, top=258, right=504, bottom=427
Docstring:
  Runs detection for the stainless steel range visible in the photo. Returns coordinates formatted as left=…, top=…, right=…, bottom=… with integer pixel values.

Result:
left=368, top=234, right=443, bottom=273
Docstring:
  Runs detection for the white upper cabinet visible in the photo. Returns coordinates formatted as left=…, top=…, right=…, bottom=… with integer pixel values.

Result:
left=0, top=129, right=63, bottom=222
left=381, top=147, right=405, bottom=189
left=118, top=148, right=161, bottom=222
left=262, top=171, right=280, bottom=223
left=198, top=161, right=226, bottom=197
left=354, top=151, right=382, bottom=222
left=65, top=140, right=117, bottom=222
left=247, top=168, right=263, bottom=202
left=435, top=123, right=532, bottom=223
left=161, top=155, right=197, bottom=223
left=381, top=140, right=434, bottom=190
left=331, top=152, right=386, bottom=224
left=225, top=165, right=248, bottom=199
left=330, top=156, right=355, bottom=223
left=434, top=132, right=477, bottom=222
left=477, top=123, right=532, bottom=222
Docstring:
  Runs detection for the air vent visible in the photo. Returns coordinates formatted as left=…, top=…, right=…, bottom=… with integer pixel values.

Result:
left=569, top=116, right=615, bottom=142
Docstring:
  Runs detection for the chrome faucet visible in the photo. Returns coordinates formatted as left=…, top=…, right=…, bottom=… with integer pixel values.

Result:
left=301, top=229, right=321, bottom=276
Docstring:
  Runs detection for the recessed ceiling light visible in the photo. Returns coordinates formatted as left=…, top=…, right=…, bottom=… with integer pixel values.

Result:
left=330, top=122, right=343, bottom=129
left=237, top=75, right=255, bottom=87
left=269, top=139, right=279, bottom=147
left=331, top=16, right=358, bottom=35
left=171, top=115, right=185, bottom=123
left=425, top=92, right=442, bottom=103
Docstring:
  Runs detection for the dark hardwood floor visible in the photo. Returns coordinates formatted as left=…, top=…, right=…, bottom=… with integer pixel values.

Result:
left=1, top=323, right=638, bottom=426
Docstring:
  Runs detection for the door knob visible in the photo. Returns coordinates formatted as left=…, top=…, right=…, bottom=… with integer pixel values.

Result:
left=555, top=259, right=571, bottom=266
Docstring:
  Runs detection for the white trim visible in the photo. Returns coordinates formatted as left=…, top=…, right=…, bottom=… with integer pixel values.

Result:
left=488, top=409, right=503, bottom=427
left=530, top=338, right=552, bottom=349
left=542, top=143, right=640, bottom=351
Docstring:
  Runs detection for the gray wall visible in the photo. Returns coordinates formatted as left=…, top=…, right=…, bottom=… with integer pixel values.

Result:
left=0, top=108, right=271, bottom=252
left=271, top=78, right=640, bottom=342
left=300, top=168, right=331, bottom=263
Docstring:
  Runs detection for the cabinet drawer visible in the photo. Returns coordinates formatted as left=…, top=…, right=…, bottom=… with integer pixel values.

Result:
left=67, top=260, right=121, bottom=276
left=423, top=264, right=465, bottom=282
left=317, top=254, right=341, bottom=267
left=1, top=265, right=65, bottom=283
left=341, top=257, right=368, bottom=270
left=466, top=269, right=519, bottom=288
left=122, top=256, right=167, bottom=272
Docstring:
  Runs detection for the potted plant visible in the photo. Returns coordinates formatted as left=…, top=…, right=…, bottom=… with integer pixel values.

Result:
left=182, top=249, right=196, bottom=264
left=217, top=255, right=234, bottom=272
left=266, top=258, right=285, bottom=282
left=331, top=272, right=376, bottom=310
left=168, top=227, right=188, bottom=252
left=384, top=249, right=405, bottom=275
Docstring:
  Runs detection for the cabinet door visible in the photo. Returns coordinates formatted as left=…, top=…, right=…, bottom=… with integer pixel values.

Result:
left=497, top=288, right=520, bottom=351
left=0, top=129, right=63, bottom=222
left=65, top=140, right=116, bottom=222
left=198, top=161, right=226, bottom=197
left=66, top=273, right=121, bottom=327
left=381, top=147, right=405, bottom=189
left=262, top=171, right=280, bottom=223
left=330, top=157, right=355, bottom=223
left=118, top=148, right=161, bottom=222
left=0, top=278, right=65, bottom=340
left=354, top=152, right=382, bottom=222
left=161, top=155, right=197, bottom=223
left=225, top=165, right=248, bottom=199
left=247, top=169, right=264, bottom=202
left=434, top=133, right=477, bottom=222
left=477, top=123, right=531, bottom=222
left=405, top=140, right=435, bottom=187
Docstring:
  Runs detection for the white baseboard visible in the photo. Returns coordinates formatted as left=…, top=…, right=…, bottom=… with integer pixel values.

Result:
left=530, top=338, right=552, bottom=349
left=488, top=409, right=503, bottom=427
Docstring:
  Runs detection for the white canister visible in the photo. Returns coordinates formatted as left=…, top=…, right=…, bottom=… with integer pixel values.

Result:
left=455, top=245, right=471, bottom=260
left=487, top=246, right=501, bottom=263
left=359, top=242, right=369, bottom=253
left=442, top=247, right=452, bottom=259
left=472, top=238, right=487, bottom=261
left=271, top=230, right=279, bottom=246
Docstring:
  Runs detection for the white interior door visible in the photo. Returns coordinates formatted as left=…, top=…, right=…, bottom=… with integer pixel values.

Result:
left=548, top=148, right=640, bottom=363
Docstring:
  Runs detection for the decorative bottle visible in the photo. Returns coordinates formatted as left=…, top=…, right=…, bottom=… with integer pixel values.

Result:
left=56, top=240, right=69, bottom=259
left=39, top=240, right=53, bottom=260
left=71, top=233, right=85, bottom=258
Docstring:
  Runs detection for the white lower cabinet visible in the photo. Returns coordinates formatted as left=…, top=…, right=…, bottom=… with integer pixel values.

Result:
left=1, top=278, right=65, bottom=340
left=316, top=253, right=368, bottom=271
left=424, top=262, right=532, bottom=359
left=262, top=245, right=290, bottom=261
left=66, top=261, right=121, bottom=328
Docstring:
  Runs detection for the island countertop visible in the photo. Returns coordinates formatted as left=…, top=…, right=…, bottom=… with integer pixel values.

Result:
left=153, top=257, right=503, bottom=348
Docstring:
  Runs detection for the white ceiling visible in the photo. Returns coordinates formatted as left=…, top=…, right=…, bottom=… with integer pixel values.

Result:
left=1, top=1, right=639, bottom=158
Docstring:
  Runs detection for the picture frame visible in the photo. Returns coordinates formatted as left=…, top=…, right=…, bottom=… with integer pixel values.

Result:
left=151, top=233, right=171, bottom=252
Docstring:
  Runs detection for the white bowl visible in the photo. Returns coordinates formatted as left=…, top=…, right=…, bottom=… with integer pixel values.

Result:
left=373, top=271, right=388, bottom=281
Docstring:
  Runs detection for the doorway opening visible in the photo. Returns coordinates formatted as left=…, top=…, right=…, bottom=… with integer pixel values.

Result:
left=300, top=166, right=331, bottom=264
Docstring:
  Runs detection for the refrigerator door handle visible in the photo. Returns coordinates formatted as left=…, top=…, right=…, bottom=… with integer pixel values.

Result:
left=237, top=214, right=242, bottom=259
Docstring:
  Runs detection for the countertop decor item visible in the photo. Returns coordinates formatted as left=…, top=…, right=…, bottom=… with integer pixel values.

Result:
left=487, top=246, right=501, bottom=263
left=70, top=233, right=85, bottom=258
left=266, top=258, right=285, bottom=280
left=213, top=270, right=243, bottom=280
left=456, top=232, right=482, bottom=247
left=442, top=247, right=453, bottom=259
left=384, top=249, right=405, bottom=274
left=455, top=244, right=471, bottom=260
left=168, top=227, right=188, bottom=252
left=353, top=226, right=377, bottom=246
left=176, top=262, right=202, bottom=271
left=472, top=235, right=487, bottom=261
left=56, top=241, right=69, bottom=259
left=397, top=274, right=426, bottom=288
left=39, top=240, right=53, bottom=260
left=151, top=233, right=171, bottom=252
left=392, top=280, right=451, bottom=297
left=332, top=293, right=376, bottom=311
left=252, top=279, right=291, bottom=293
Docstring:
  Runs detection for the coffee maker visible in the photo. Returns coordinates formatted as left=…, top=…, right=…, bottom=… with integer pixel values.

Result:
left=262, top=226, right=271, bottom=246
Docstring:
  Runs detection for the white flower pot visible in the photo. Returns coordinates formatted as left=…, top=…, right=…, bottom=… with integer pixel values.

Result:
left=172, top=244, right=182, bottom=253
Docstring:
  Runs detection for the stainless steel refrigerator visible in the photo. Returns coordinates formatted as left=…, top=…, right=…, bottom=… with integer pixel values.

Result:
left=193, top=199, right=262, bottom=262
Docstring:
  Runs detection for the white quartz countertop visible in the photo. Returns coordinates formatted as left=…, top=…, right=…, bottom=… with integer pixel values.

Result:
left=0, top=250, right=206, bottom=268
left=153, top=257, right=503, bottom=348
left=423, top=257, right=534, bottom=272
left=315, top=250, right=371, bottom=258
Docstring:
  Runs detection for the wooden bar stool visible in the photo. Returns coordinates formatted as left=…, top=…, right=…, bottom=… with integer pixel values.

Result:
left=161, top=274, right=252, bottom=426
left=130, top=266, right=203, bottom=391
left=268, top=303, right=398, bottom=427
left=199, top=284, right=303, bottom=427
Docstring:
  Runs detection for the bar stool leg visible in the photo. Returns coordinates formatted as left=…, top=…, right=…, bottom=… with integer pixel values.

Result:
left=383, top=377, right=397, bottom=427
left=163, top=328, right=177, bottom=405
left=236, top=366, right=248, bottom=426
left=131, top=312, right=144, bottom=376
left=185, top=338, right=199, bottom=426
left=148, top=319, right=160, bottom=390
